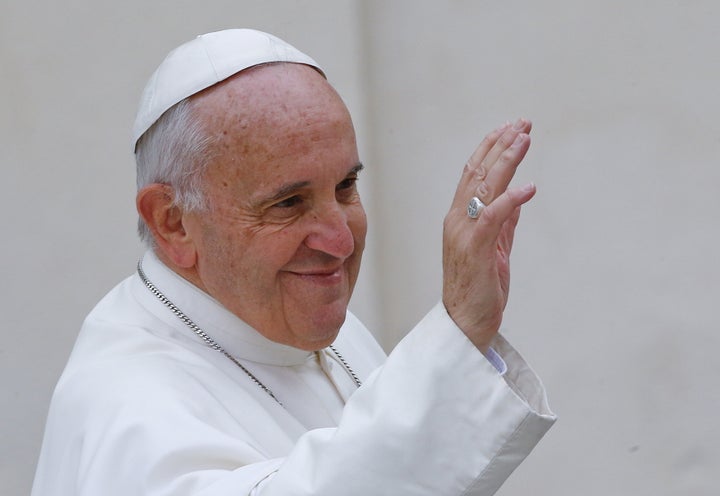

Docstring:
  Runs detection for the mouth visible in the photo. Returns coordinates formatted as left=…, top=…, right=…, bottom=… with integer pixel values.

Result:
left=288, top=266, right=344, bottom=285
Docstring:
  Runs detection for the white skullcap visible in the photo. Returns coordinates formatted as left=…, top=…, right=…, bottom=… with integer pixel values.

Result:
left=132, top=28, right=324, bottom=151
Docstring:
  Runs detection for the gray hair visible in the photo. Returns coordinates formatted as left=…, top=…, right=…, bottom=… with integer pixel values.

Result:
left=135, top=98, right=216, bottom=246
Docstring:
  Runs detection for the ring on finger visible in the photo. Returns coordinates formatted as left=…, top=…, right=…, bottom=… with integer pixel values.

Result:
left=467, top=196, right=486, bottom=219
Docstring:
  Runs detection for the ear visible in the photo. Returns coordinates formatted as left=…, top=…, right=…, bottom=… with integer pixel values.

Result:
left=136, top=184, right=197, bottom=268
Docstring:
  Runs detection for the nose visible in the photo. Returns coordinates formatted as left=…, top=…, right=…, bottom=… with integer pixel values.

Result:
left=304, top=203, right=355, bottom=259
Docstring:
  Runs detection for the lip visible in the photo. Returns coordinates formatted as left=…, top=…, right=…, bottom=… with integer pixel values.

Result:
left=288, top=267, right=344, bottom=285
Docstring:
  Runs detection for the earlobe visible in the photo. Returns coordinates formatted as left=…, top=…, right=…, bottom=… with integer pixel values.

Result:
left=136, top=184, right=197, bottom=268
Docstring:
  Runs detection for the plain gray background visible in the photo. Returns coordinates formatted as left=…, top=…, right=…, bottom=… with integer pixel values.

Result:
left=2, top=1, right=719, bottom=494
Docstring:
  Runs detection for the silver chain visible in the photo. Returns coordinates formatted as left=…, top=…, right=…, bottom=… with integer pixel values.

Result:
left=137, top=259, right=361, bottom=407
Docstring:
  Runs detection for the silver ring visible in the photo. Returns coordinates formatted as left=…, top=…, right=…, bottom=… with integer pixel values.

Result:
left=467, top=196, right=485, bottom=219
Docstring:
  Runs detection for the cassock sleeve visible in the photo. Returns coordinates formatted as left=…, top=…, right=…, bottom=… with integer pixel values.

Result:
left=32, top=303, right=554, bottom=496
left=252, top=302, right=556, bottom=495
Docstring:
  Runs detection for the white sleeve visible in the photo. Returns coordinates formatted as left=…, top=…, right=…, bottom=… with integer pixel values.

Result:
left=32, top=303, right=554, bottom=496
left=254, top=302, right=556, bottom=495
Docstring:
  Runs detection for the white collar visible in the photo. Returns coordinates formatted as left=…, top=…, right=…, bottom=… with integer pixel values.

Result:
left=138, top=250, right=314, bottom=366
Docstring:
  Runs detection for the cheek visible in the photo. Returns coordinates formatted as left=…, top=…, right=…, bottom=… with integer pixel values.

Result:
left=195, top=215, right=255, bottom=280
left=349, top=206, right=368, bottom=250
left=200, top=231, right=244, bottom=286
left=261, top=228, right=310, bottom=267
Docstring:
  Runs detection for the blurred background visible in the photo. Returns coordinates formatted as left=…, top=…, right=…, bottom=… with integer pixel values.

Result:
left=2, top=1, right=718, bottom=494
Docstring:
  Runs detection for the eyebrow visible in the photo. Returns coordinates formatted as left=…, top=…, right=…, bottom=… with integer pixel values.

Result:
left=347, top=162, right=365, bottom=178
left=261, top=162, right=364, bottom=204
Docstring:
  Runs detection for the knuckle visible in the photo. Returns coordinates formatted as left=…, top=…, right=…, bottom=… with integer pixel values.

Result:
left=475, top=180, right=491, bottom=201
left=479, top=205, right=499, bottom=226
left=496, top=133, right=514, bottom=148
left=499, top=147, right=519, bottom=166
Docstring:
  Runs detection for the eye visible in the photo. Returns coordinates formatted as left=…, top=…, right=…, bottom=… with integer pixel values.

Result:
left=336, top=176, right=358, bottom=192
left=273, top=195, right=303, bottom=209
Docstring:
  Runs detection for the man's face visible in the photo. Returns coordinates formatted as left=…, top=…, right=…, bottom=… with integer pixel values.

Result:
left=183, top=64, right=366, bottom=351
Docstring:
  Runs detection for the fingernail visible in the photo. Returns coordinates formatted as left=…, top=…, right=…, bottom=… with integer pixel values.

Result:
left=512, top=118, right=525, bottom=131
left=511, top=134, right=525, bottom=148
left=522, top=182, right=536, bottom=193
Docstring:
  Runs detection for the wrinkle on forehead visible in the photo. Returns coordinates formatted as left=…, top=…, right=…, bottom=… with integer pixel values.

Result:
left=191, top=63, right=351, bottom=145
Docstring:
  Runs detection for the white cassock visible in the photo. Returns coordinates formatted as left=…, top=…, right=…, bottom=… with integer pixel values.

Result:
left=32, top=250, right=555, bottom=495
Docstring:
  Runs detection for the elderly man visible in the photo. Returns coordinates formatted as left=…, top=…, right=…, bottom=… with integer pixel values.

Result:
left=33, top=29, right=555, bottom=495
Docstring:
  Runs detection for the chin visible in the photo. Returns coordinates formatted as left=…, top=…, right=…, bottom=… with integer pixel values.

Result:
left=297, top=307, right=347, bottom=350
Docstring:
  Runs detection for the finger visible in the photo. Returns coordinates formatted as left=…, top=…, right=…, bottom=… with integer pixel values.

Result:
left=473, top=183, right=536, bottom=247
left=481, top=118, right=532, bottom=174
left=497, top=205, right=522, bottom=258
left=452, top=122, right=511, bottom=210
left=475, top=132, right=531, bottom=203
left=453, top=119, right=532, bottom=215
left=464, top=122, right=512, bottom=177
left=474, top=119, right=531, bottom=203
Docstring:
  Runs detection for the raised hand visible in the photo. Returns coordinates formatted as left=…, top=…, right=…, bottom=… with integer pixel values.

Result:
left=442, top=119, right=536, bottom=352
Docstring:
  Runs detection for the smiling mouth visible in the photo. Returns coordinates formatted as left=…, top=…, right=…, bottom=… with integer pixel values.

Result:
left=289, top=267, right=344, bottom=285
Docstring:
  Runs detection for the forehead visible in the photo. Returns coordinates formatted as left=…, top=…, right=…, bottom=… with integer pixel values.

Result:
left=192, top=63, right=347, bottom=134
left=191, top=64, right=358, bottom=194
